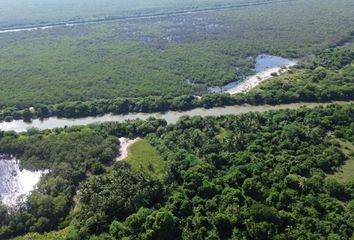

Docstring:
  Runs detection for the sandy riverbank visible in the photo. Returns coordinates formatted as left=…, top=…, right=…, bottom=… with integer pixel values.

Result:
left=226, top=61, right=297, bottom=95
left=115, top=137, right=140, bottom=161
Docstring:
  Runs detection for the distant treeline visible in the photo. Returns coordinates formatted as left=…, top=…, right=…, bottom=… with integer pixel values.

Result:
left=1, top=48, right=353, bottom=123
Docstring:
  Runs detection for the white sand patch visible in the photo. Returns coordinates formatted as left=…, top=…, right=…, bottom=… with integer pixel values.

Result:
left=0, top=156, right=48, bottom=206
left=0, top=121, right=24, bottom=132
left=115, top=137, right=140, bottom=161
left=226, top=61, right=297, bottom=95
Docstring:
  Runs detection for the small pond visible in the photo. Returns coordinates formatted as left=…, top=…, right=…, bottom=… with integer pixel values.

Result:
left=0, top=155, right=47, bottom=205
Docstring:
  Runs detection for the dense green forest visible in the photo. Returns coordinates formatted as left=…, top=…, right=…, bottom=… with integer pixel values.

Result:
left=0, top=104, right=353, bottom=239
left=1, top=47, right=353, bottom=122
left=0, top=0, right=354, bottom=112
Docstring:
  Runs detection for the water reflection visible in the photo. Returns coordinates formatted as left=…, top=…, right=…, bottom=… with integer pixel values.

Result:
left=0, top=155, right=47, bottom=205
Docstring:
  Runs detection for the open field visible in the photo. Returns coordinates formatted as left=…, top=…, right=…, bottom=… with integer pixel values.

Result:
left=125, top=139, right=165, bottom=179
left=329, top=139, right=354, bottom=183
left=0, top=0, right=354, bottom=110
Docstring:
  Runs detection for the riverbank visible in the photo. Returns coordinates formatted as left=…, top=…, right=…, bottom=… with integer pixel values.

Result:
left=2, top=47, right=353, bottom=124
left=226, top=61, right=297, bottom=94
left=0, top=101, right=351, bottom=132
left=115, top=138, right=140, bottom=161
left=208, top=54, right=298, bottom=94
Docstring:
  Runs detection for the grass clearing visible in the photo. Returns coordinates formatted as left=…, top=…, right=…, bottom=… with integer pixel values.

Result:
left=329, top=139, right=354, bottom=183
left=125, top=139, right=165, bottom=179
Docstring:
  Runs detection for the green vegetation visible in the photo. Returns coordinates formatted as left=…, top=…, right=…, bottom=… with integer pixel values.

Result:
left=1, top=47, right=353, bottom=121
left=0, top=1, right=353, bottom=239
left=244, top=48, right=354, bottom=104
left=12, top=228, right=69, bottom=240
left=0, top=0, right=256, bottom=29
left=0, top=104, right=353, bottom=239
left=125, top=139, right=165, bottom=179
left=0, top=118, right=166, bottom=239
left=328, top=139, right=354, bottom=183
left=0, top=0, right=354, bottom=112
left=0, top=128, right=119, bottom=237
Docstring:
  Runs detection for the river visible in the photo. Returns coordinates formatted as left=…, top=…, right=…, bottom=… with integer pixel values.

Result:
left=0, top=102, right=350, bottom=133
